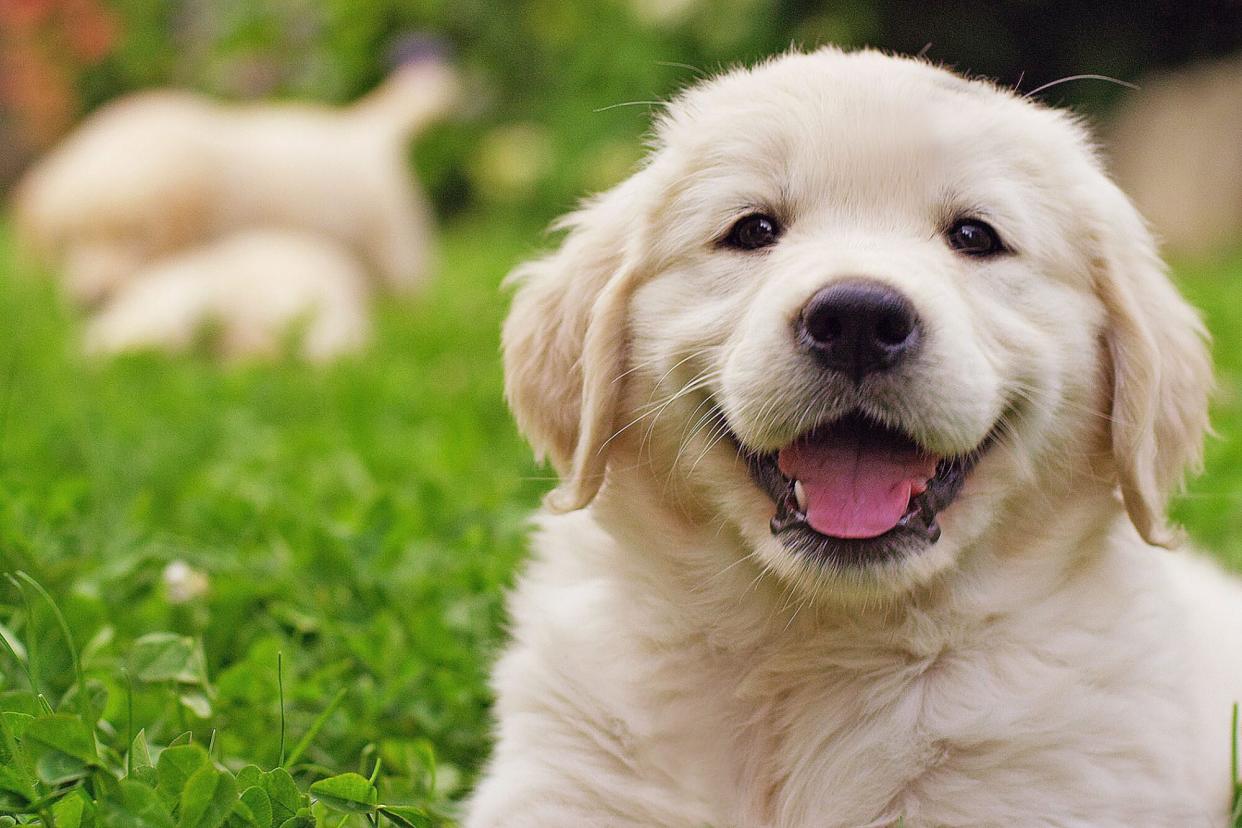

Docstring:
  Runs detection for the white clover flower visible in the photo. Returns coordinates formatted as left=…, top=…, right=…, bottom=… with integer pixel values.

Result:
left=163, top=560, right=209, bottom=604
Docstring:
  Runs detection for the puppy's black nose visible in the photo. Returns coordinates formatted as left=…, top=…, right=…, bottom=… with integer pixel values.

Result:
left=797, top=280, right=922, bottom=381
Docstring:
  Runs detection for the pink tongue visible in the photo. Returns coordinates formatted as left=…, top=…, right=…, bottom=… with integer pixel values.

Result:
left=778, top=424, right=938, bottom=539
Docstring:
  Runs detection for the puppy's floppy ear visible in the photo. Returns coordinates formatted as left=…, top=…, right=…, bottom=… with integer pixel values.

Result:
left=1091, top=178, right=1213, bottom=547
left=502, top=175, right=652, bottom=512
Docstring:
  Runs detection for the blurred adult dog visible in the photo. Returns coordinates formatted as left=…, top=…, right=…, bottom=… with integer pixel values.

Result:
left=13, top=54, right=456, bottom=306
left=470, top=48, right=1242, bottom=826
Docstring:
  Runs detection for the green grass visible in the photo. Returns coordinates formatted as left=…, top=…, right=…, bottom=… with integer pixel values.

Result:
left=0, top=214, right=549, bottom=823
left=0, top=217, right=1239, bottom=825
left=1170, top=253, right=1242, bottom=570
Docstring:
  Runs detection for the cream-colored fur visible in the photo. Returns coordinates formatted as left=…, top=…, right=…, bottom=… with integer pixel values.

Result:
left=470, top=48, right=1242, bottom=827
left=85, top=230, right=371, bottom=362
left=13, top=59, right=456, bottom=305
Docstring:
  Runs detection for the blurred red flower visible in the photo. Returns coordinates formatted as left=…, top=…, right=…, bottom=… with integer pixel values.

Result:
left=0, top=0, right=120, bottom=183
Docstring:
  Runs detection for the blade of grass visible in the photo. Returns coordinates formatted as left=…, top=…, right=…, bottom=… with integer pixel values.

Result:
left=5, top=573, right=43, bottom=703
left=285, top=687, right=348, bottom=769
left=15, top=571, right=91, bottom=724
left=126, top=669, right=134, bottom=777
left=0, top=615, right=39, bottom=696
left=277, top=651, right=286, bottom=768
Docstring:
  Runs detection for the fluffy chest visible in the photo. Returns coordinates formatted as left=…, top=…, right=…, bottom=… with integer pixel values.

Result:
left=620, top=623, right=1211, bottom=828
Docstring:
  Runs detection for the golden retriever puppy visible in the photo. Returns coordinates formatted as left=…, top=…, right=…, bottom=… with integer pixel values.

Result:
left=85, top=229, right=370, bottom=362
left=13, top=57, right=456, bottom=305
left=470, top=48, right=1242, bottom=827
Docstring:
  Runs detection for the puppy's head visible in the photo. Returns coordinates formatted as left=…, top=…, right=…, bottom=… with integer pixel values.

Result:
left=504, top=48, right=1212, bottom=598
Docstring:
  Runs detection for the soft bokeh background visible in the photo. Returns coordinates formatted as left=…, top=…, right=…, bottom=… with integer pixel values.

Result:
left=1, top=1, right=1241, bottom=823
left=6, top=0, right=1242, bottom=214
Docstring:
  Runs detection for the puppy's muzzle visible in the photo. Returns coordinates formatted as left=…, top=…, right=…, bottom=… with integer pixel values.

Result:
left=796, top=279, right=922, bottom=384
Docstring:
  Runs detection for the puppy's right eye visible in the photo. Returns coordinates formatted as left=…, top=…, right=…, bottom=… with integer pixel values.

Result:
left=723, top=213, right=782, bottom=251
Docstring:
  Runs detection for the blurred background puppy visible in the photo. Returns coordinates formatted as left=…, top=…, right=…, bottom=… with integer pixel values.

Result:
left=84, top=229, right=372, bottom=362
left=11, top=40, right=456, bottom=358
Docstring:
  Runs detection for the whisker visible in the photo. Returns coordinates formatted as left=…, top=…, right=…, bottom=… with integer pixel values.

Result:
left=1172, top=492, right=1242, bottom=500
left=685, top=415, right=735, bottom=477
left=610, top=354, right=665, bottom=384
left=1023, top=73, right=1137, bottom=99
left=1000, top=377, right=1116, bottom=425
left=639, top=370, right=721, bottom=444
left=593, top=100, right=668, bottom=113
left=609, top=366, right=721, bottom=451
left=654, top=60, right=707, bottom=78
left=649, top=347, right=716, bottom=394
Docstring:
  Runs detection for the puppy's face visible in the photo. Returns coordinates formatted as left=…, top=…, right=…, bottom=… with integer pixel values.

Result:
left=504, top=49, right=1211, bottom=600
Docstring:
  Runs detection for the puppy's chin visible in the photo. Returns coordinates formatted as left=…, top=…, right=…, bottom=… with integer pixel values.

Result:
left=731, top=507, right=961, bottom=603
left=641, top=406, right=994, bottom=604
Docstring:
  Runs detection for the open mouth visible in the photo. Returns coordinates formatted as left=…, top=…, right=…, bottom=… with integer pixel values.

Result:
left=740, top=412, right=992, bottom=567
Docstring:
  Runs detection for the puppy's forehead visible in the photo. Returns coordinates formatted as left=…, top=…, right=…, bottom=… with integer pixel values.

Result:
left=654, top=49, right=1086, bottom=208
left=662, top=50, right=1022, bottom=145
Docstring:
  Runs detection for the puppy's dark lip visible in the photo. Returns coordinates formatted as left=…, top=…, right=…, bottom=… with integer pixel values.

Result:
left=719, top=407, right=995, bottom=568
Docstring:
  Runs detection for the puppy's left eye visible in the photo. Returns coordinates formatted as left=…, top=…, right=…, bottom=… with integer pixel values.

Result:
left=946, top=219, right=1005, bottom=257
left=723, top=213, right=782, bottom=251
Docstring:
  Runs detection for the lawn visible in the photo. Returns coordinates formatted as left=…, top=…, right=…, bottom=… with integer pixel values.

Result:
left=0, top=213, right=548, bottom=824
left=0, top=214, right=1239, bottom=825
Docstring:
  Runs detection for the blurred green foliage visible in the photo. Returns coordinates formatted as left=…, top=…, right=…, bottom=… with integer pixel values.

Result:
left=1171, top=254, right=1242, bottom=570
left=59, top=0, right=1242, bottom=219
left=84, top=0, right=831, bottom=217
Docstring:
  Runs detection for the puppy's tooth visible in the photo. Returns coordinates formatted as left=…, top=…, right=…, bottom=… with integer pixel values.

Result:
left=793, top=479, right=807, bottom=512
